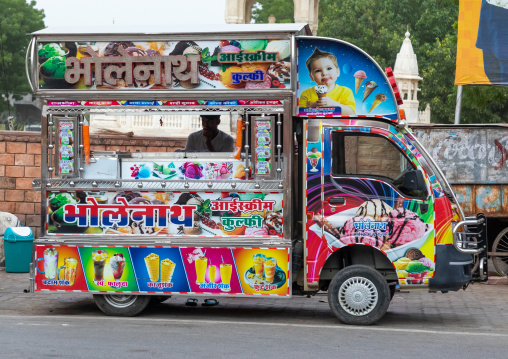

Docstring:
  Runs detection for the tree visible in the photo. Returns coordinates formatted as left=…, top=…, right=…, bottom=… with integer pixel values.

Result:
left=252, top=0, right=508, bottom=123
left=0, top=0, right=45, bottom=116
left=318, top=0, right=464, bottom=123
left=252, top=0, right=294, bottom=24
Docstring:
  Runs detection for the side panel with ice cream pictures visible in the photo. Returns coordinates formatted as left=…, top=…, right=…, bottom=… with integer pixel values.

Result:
left=296, top=37, right=398, bottom=118
left=305, top=120, right=436, bottom=287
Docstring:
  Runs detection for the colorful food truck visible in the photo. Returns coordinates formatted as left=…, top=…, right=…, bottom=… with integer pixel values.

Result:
left=26, top=24, right=487, bottom=325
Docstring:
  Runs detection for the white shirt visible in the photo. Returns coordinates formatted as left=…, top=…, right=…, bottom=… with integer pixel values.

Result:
left=184, top=130, right=235, bottom=152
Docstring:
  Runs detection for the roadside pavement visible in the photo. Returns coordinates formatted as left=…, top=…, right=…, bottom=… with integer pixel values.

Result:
left=1, top=269, right=507, bottom=333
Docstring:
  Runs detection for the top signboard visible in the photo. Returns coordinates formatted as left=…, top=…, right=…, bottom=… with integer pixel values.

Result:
left=37, top=39, right=291, bottom=91
left=296, top=37, right=398, bottom=119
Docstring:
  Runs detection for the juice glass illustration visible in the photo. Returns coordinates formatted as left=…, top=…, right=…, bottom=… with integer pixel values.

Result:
left=220, top=263, right=232, bottom=292
left=144, top=253, right=160, bottom=282
left=92, top=249, right=108, bottom=282
left=195, top=257, right=208, bottom=284
left=253, top=254, right=266, bottom=279
left=110, top=253, right=126, bottom=281
left=161, top=259, right=176, bottom=282
left=58, top=257, right=78, bottom=286
left=208, top=265, right=216, bottom=283
left=36, top=248, right=59, bottom=279
left=264, top=257, right=277, bottom=284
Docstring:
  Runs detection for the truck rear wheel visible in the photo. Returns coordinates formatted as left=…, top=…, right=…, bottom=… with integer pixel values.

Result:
left=328, top=265, right=390, bottom=325
left=93, top=294, right=151, bottom=316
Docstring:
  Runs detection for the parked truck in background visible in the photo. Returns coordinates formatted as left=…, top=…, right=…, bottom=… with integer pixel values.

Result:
left=412, top=124, right=508, bottom=276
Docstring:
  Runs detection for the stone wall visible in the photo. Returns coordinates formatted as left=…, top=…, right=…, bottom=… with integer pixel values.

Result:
left=0, top=131, right=42, bottom=239
left=0, top=130, right=186, bottom=243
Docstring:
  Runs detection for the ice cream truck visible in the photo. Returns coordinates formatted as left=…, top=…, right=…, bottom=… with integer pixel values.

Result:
left=26, top=24, right=487, bottom=325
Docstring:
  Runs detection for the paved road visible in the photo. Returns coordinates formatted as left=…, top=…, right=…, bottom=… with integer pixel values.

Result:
left=1, top=271, right=508, bottom=358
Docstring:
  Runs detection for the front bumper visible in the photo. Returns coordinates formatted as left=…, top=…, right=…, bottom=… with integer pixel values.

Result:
left=429, top=245, right=473, bottom=292
left=429, top=213, right=488, bottom=292
left=453, top=213, right=488, bottom=282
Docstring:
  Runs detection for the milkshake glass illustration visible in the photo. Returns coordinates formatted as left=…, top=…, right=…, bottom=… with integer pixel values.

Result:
left=160, top=259, right=176, bottom=282
left=264, top=257, right=277, bottom=284
left=253, top=254, right=266, bottom=279
left=110, top=253, right=126, bottom=281
left=37, top=248, right=59, bottom=279
left=144, top=253, right=160, bottom=282
left=58, top=257, right=78, bottom=286
left=92, top=250, right=108, bottom=282
left=220, top=263, right=232, bottom=292
left=195, top=257, right=208, bottom=284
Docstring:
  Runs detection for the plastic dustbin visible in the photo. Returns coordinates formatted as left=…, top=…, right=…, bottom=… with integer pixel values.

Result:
left=3, top=227, right=34, bottom=273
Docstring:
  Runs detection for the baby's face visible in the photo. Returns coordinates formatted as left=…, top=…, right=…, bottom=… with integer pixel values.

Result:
left=309, top=57, right=340, bottom=88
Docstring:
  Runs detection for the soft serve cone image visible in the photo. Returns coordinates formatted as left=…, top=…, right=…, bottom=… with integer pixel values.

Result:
left=362, top=81, right=378, bottom=102
left=315, top=85, right=328, bottom=99
left=369, top=93, right=387, bottom=113
left=144, top=253, right=160, bottom=282
left=353, top=70, right=367, bottom=94
left=356, top=199, right=392, bottom=220
left=160, top=258, right=176, bottom=282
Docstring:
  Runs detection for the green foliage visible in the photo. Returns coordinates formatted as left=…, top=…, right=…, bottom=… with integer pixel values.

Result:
left=251, top=0, right=507, bottom=123
left=252, top=0, right=294, bottom=24
left=0, top=0, right=45, bottom=114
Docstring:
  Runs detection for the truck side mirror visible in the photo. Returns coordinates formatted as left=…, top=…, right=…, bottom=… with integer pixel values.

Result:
left=395, top=169, right=427, bottom=198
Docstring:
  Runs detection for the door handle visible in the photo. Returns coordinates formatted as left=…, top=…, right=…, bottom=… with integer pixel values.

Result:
left=328, top=197, right=346, bottom=205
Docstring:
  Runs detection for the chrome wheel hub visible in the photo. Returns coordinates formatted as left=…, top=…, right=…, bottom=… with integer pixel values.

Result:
left=338, top=277, right=378, bottom=316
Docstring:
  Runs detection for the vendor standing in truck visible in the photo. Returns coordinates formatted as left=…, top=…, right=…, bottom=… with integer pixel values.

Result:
left=184, top=115, right=235, bottom=152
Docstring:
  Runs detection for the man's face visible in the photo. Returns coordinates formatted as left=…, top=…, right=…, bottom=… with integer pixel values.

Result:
left=201, top=117, right=219, bottom=135
left=309, top=57, right=340, bottom=87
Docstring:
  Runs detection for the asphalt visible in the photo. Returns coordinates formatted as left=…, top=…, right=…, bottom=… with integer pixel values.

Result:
left=1, top=269, right=507, bottom=332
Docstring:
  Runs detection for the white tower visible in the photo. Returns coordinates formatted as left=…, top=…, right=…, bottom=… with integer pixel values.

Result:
left=393, top=31, right=430, bottom=123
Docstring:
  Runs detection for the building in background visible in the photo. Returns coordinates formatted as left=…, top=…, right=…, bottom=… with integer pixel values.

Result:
left=393, top=31, right=430, bottom=124
left=224, top=0, right=320, bottom=34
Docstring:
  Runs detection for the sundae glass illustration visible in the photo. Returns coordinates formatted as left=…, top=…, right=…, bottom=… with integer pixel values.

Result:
left=307, top=148, right=321, bottom=172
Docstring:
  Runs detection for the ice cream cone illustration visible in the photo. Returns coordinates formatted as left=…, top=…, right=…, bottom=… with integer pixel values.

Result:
left=369, top=93, right=387, bottom=113
left=315, top=85, right=328, bottom=99
left=362, top=81, right=378, bottom=102
left=144, top=253, right=159, bottom=282
left=354, top=70, right=367, bottom=94
left=160, top=258, right=176, bottom=282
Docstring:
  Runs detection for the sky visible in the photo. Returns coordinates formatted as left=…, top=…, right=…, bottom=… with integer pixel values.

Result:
left=32, top=0, right=227, bottom=28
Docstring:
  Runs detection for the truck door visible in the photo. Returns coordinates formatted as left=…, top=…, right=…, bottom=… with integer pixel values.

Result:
left=313, top=124, right=436, bottom=286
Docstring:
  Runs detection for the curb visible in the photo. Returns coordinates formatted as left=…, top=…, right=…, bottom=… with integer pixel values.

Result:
left=485, top=276, right=508, bottom=285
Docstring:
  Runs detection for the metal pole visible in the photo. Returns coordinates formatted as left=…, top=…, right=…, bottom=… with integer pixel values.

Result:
left=454, top=85, right=463, bottom=125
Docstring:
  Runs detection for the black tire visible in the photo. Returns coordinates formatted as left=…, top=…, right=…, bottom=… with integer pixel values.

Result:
left=150, top=295, right=171, bottom=304
left=93, top=294, right=151, bottom=316
left=492, top=227, right=508, bottom=276
left=328, top=265, right=391, bottom=325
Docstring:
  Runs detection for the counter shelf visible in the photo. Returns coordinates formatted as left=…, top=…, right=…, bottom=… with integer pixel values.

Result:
left=32, top=178, right=284, bottom=191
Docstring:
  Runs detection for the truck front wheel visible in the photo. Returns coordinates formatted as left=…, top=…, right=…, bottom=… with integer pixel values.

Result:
left=93, top=294, right=151, bottom=316
left=328, top=265, right=390, bottom=325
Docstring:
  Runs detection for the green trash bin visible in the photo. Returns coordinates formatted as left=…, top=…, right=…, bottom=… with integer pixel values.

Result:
left=3, top=227, right=34, bottom=273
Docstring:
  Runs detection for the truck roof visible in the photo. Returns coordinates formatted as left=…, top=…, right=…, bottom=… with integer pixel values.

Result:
left=31, top=23, right=311, bottom=36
